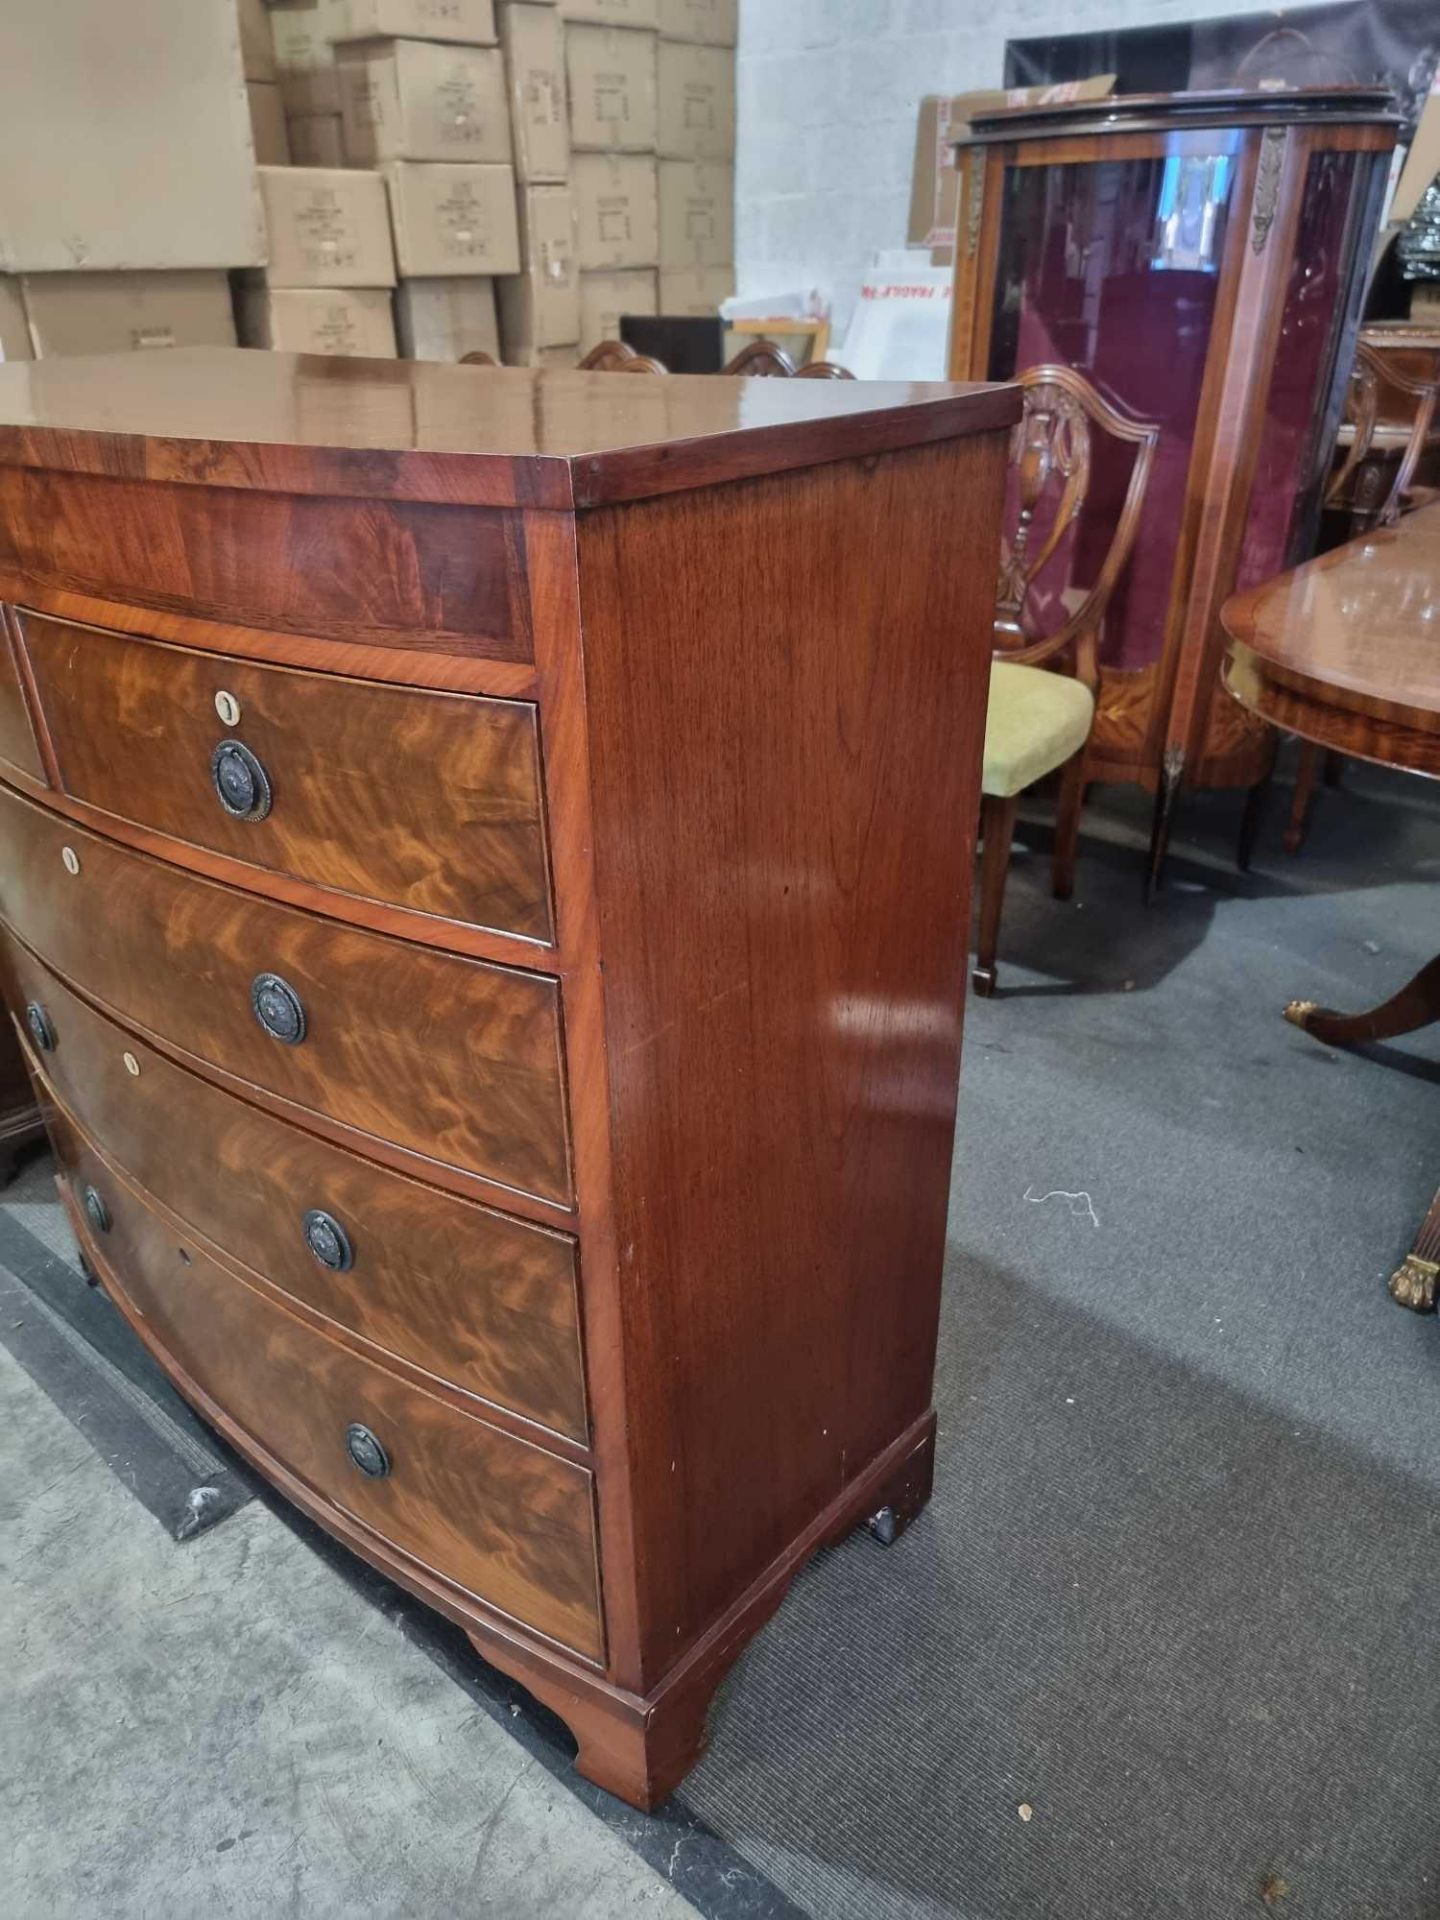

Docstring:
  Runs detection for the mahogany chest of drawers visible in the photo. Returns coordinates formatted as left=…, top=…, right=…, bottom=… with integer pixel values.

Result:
left=0, top=349, right=1015, bottom=1808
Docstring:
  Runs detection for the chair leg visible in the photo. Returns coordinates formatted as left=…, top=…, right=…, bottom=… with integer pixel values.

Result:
left=1285, top=741, right=1320, bottom=854
left=1051, top=751, right=1087, bottom=901
left=973, top=793, right=1018, bottom=1000
left=1322, top=750, right=1345, bottom=789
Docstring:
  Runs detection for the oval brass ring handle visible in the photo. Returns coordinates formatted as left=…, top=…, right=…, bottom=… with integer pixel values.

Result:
left=251, top=973, right=306, bottom=1045
left=211, top=739, right=272, bottom=821
left=303, top=1208, right=354, bottom=1272
left=345, top=1423, right=390, bottom=1479
left=82, top=1184, right=111, bottom=1235
left=24, top=1001, right=56, bottom=1052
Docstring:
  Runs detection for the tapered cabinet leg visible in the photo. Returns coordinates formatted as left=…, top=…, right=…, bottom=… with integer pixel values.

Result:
left=1144, top=746, right=1184, bottom=903
left=1051, top=752, right=1087, bottom=901
left=973, top=792, right=1018, bottom=998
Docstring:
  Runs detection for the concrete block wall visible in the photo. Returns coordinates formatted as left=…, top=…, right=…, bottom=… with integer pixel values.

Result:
left=736, top=0, right=1324, bottom=328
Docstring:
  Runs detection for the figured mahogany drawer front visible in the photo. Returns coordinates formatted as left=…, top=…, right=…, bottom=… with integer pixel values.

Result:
left=53, top=1120, right=603, bottom=1663
left=11, top=949, right=587, bottom=1443
left=18, top=612, right=553, bottom=942
left=0, top=787, right=572, bottom=1205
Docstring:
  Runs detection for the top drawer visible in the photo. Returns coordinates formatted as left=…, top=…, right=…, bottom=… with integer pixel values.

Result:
left=15, top=611, right=553, bottom=943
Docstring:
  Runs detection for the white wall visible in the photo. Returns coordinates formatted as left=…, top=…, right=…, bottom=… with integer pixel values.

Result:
left=735, top=0, right=1343, bottom=328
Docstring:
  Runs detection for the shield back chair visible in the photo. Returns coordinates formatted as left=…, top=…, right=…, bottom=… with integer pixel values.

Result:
left=974, top=364, right=1159, bottom=996
left=578, top=340, right=668, bottom=372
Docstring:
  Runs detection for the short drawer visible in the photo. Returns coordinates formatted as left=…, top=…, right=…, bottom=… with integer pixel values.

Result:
left=12, top=946, right=586, bottom=1442
left=55, top=1119, right=604, bottom=1662
left=17, top=610, right=553, bottom=941
left=0, top=786, right=572, bottom=1205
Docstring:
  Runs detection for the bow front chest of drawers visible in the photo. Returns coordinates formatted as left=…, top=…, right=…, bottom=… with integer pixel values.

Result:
left=0, top=349, right=1015, bottom=1808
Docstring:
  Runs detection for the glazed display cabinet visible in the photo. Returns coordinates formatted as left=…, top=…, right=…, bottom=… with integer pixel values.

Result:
left=949, top=87, right=1398, bottom=885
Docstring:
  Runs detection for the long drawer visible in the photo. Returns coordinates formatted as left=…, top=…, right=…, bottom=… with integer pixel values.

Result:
left=54, top=1112, right=605, bottom=1664
left=16, top=610, right=553, bottom=942
left=0, top=786, right=572, bottom=1204
left=11, top=945, right=587, bottom=1442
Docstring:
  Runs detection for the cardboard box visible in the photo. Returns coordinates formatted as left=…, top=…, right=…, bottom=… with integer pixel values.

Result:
left=498, top=183, right=579, bottom=351
left=0, top=275, right=31, bottom=361
left=657, top=0, right=734, bottom=44
left=573, top=153, right=657, bottom=268
left=248, top=82, right=293, bottom=164
left=394, top=275, right=500, bottom=358
left=0, top=1, right=265, bottom=273
left=21, top=271, right=237, bottom=357
left=259, top=165, right=397, bottom=285
left=656, top=40, right=733, bottom=161
left=498, top=4, right=568, bottom=183
left=338, top=39, right=511, bottom=163
left=330, top=0, right=498, bottom=43
left=240, top=0, right=279, bottom=79
left=658, top=263, right=731, bottom=314
left=561, top=0, right=657, bottom=23
left=578, top=265, right=654, bottom=350
left=272, top=2, right=343, bottom=113
left=383, top=161, right=521, bottom=275
left=657, top=160, right=730, bottom=267
left=565, top=24, right=657, bottom=152
left=287, top=112, right=348, bottom=166
left=236, top=284, right=398, bottom=354
left=907, top=78, right=1115, bottom=250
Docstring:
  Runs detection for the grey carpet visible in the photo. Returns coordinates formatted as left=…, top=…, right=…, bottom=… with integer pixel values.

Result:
left=676, top=753, right=1440, bottom=1920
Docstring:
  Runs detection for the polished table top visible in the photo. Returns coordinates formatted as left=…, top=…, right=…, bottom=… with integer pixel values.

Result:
left=0, top=348, right=1019, bottom=508
left=1222, top=501, right=1440, bottom=763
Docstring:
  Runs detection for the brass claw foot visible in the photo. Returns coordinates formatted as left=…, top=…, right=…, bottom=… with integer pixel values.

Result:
left=1283, top=999, right=1318, bottom=1030
left=1388, top=1255, right=1438, bottom=1313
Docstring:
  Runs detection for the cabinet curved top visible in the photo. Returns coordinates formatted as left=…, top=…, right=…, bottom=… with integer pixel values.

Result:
left=0, top=349, right=1020, bottom=511
left=959, top=84, right=1399, bottom=146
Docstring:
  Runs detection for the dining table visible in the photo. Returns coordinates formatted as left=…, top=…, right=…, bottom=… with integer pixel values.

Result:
left=1221, top=499, right=1440, bottom=1311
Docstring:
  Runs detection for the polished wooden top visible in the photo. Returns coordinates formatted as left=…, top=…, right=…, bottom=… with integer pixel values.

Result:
left=1223, top=502, right=1440, bottom=721
left=0, top=348, right=1021, bottom=509
left=961, top=84, right=1398, bottom=146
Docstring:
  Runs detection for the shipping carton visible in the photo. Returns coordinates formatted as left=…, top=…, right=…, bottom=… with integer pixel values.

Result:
left=565, top=24, right=657, bottom=152
left=498, top=4, right=568, bottom=183
left=0, top=275, right=31, bottom=360
left=394, top=275, right=500, bottom=357
left=287, top=112, right=348, bottom=165
left=561, top=0, right=658, bottom=23
left=497, top=183, right=579, bottom=353
left=272, top=1, right=343, bottom=112
left=21, top=271, right=236, bottom=357
left=658, top=263, right=732, bottom=314
left=383, top=161, right=521, bottom=275
left=239, top=0, right=278, bottom=80
left=236, top=284, right=398, bottom=354
left=657, top=160, right=730, bottom=267
left=338, top=39, right=510, bottom=163
left=578, top=264, right=655, bottom=350
left=907, top=78, right=1115, bottom=251
left=573, top=153, right=657, bottom=268
left=0, top=0, right=265, bottom=272
left=330, top=0, right=497, bottom=42
left=259, top=165, right=397, bottom=285
left=657, top=0, right=734, bottom=44
left=656, top=40, right=733, bottom=160
left=248, top=82, right=292, bottom=164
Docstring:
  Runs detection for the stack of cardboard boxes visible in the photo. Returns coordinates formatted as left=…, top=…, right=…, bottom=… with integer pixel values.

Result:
left=496, top=3, right=578, bottom=366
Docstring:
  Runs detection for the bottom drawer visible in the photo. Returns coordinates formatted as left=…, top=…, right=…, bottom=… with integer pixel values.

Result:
left=54, top=1118, right=604, bottom=1664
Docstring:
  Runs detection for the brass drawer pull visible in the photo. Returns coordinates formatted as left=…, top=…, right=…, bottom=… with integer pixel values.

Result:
left=211, top=739, right=272, bottom=821
left=24, top=1001, right=56, bottom=1052
left=345, top=1423, right=390, bottom=1479
left=251, top=973, right=306, bottom=1045
left=82, top=1184, right=111, bottom=1235
left=303, top=1208, right=354, bottom=1272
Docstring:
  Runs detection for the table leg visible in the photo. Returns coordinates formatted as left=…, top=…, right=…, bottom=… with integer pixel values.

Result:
left=1390, top=1188, right=1440, bottom=1314
left=1283, top=954, right=1440, bottom=1046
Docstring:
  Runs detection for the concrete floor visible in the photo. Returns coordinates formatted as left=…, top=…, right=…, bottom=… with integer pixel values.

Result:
left=0, top=1342, right=693, bottom=1920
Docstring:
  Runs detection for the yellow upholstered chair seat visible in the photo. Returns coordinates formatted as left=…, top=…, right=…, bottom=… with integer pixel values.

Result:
left=982, top=661, right=1095, bottom=799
